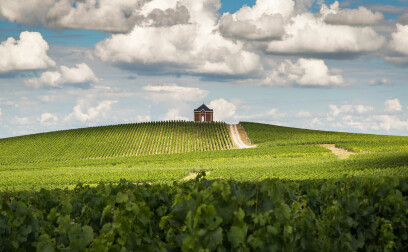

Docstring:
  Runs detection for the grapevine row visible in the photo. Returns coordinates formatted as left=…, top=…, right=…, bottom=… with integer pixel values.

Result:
left=0, top=121, right=233, bottom=165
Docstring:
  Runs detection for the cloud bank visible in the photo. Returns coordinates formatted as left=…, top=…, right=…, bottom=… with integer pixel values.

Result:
left=92, top=0, right=386, bottom=80
left=1, top=0, right=392, bottom=83
left=0, top=0, right=190, bottom=33
left=95, top=0, right=261, bottom=77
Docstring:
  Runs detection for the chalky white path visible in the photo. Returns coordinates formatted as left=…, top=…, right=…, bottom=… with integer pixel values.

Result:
left=319, top=144, right=356, bottom=159
left=229, top=124, right=253, bottom=149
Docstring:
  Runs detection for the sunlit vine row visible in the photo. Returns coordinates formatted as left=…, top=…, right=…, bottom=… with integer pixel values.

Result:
left=0, top=121, right=233, bottom=165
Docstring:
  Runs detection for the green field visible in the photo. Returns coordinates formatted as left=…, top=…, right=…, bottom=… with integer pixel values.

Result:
left=1, top=121, right=408, bottom=250
left=1, top=122, right=408, bottom=191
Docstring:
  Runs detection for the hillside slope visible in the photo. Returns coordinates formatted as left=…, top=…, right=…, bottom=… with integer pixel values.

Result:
left=241, top=122, right=408, bottom=152
left=0, top=121, right=233, bottom=165
left=2, top=122, right=408, bottom=191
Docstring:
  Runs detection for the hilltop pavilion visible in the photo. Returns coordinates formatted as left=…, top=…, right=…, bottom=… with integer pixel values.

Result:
left=194, top=104, right=213, bottom=122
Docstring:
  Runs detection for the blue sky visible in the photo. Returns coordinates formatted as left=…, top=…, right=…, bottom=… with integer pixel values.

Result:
left=0, top=0, right=408, bottom=138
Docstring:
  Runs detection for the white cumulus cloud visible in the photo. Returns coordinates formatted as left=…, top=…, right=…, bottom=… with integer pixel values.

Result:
left=384, top=98, right=402, bottom=112
left=266, top=12, right=385, bottom=55
left=264, top=58, right=343, bottom=87
left=209, top=98, right=236, bottom=121
left=219, top=0, right=294, bottom=40
left=25, top=63, right=99, bottom=88
left=217, top=0, right=384, bottom=57
left=0, top=31, right=55, bottom=73
left=38, top=112, right=58, bottom=125
left=321, top=1, right=384, bottom=26
left=0, top=0, right=55, bottom=26
left=66, top=100, right=118, bottom=123
left=389, top=24, right=408, bottom=56
left=219, top=13, right=284, bottom=41
left=162, top=109, right=189, bottom=121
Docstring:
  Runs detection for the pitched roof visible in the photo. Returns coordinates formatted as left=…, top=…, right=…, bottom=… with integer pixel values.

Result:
left=194, top=104, right=213, bottom=112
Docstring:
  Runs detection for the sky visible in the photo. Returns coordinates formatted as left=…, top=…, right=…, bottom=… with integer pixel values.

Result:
left=0, top=0, right=408, bottom=138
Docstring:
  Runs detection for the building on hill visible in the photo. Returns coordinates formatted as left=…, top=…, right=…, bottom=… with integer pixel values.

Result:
left=194, top=104, right=213, bottom=122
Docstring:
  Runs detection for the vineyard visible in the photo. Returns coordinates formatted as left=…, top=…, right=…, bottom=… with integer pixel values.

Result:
left=1, top=121, right=408, bottom=250
left=1, top=177, right=407, bottom=251
left=240, top=122, right=408, bottom=152
left=1, top=122, right=408, bottom=191
left=0, top=121, right=233, bottom=165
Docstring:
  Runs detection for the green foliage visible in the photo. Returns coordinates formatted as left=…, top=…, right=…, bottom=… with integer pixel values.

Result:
left=1, top=177, right=408, bottom=251
left=0, top=121, right=233, bottom=165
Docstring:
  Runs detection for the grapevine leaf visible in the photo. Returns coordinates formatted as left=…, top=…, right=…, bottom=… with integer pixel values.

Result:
left=116, top=192, right=128, bottom=203
left=68, top=224, right=94, bottom=250
left=36, top=234, right=54, bottom=252
left=228, top=225, right=247, bottom=248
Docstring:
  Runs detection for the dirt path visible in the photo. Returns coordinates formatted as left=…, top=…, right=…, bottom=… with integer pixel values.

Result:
left=319, top=144, right=356, bottom=159
left=229, top=124, right=256, bottom=149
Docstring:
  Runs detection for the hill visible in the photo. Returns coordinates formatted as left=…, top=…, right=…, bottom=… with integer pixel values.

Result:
left=1, top=121, right=408, bottom=191
left=1, top=121, right=408, bottom=251
left=1, top=124, right=408, bottom=250
left=0, top=121, right=233, bottom=165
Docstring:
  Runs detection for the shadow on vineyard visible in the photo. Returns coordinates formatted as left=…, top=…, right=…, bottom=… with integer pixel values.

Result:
left=1, top=175, right=407, bottom=251
left=341, top=152, right=408, bottom=170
